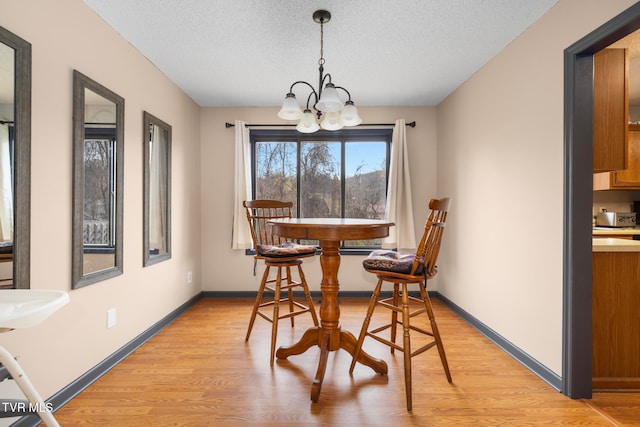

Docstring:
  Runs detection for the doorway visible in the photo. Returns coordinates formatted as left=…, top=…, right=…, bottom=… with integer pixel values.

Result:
left=564, top=2, right=640, bottom=399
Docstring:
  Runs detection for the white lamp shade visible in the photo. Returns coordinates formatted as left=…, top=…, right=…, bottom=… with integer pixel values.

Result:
left=320, top=111, right=343, bottom=131
left=296, top=110, right=320, bottom=133
left=277, top=93, right=303, bottom=120
left=316, top=83, right=344, bottom=112
left=340, top=102, right=362, bottom=127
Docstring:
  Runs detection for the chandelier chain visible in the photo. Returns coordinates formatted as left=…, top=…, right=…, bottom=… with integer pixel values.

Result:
left=318, top=21, right=325, bottom=66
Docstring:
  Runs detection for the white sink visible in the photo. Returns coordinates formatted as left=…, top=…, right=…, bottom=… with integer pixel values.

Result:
left=0, top=289, right=69, bottom=330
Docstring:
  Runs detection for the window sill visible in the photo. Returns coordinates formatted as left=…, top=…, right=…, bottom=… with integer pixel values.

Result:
left=84, top=246, right=115, bottom=254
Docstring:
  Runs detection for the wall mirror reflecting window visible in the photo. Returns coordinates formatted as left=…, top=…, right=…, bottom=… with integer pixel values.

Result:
left=0, top=26, right=31, bottom=290
left=72, top=70, right=123, bottom=289
left=143, top=112, right=171, bottom=266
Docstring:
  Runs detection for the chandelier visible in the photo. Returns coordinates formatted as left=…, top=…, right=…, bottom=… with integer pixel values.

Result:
left=277, top=10, right=362, bottom=133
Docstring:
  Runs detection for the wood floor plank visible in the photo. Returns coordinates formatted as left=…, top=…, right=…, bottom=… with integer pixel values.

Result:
left=45, top=297, right=638, bottom=426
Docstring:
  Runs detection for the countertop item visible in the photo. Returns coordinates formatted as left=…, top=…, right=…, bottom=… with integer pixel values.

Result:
left=595, top=212, right=637, bottom=227
left=592, top=237, right=640, bottom=252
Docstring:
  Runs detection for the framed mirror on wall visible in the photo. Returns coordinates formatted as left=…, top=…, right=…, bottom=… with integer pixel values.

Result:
left=143, top=112, right=171, bottom=266
left=0, top=26, right=31, bottom=290
left=72, top=70, right=124, bottom=289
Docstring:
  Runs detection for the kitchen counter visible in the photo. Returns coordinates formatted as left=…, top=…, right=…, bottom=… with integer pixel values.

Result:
left=592, top=237, right=640, bottom=252
left=593, top=226, right=640, bottom=236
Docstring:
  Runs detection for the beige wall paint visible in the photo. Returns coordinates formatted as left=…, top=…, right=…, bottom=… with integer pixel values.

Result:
left=436, top=0, right=638, bottom=375
left=199, top=106, right=437, bottom=293
left=1, top=0, right=202, bottom=399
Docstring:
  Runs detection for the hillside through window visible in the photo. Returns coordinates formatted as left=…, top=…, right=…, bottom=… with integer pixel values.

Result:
left=250, top=129, right=392, bottom=249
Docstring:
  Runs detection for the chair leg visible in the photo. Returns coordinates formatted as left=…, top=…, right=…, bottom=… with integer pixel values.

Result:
left=246, top=264, right=270, bottom=342
left=401, top=283, right=413, bottom=412
left=390, top=282, right=400, bottom=354
left=298, top=264, right=319, bottom=326
left=269, top=266, right=283, bottom=366
left=286, top=266, right=295, bottom=328
left=419, top=282, right=452, bottom=383
left=349, top=278, right=384, bottom=374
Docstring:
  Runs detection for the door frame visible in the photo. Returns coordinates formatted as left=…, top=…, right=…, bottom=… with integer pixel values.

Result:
left=563, top=2, right=640, bottom=398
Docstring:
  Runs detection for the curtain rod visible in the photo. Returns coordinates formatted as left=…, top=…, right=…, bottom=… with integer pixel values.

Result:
left=225, top=121, right=416, bottom=129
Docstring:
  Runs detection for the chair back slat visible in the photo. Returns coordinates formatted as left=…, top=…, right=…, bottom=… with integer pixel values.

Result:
left=243, top=200, right=294, bottom=248
left=411, top=198, right=451, bottom=278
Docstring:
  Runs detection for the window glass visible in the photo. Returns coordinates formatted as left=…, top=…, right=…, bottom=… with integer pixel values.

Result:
left=84, top=128, right=116, bottom=250
left=255, top=141, right=297, bottom=211
left=300, top=140, right=340, bottom=218
left=345, top=141, right=387, bottom=219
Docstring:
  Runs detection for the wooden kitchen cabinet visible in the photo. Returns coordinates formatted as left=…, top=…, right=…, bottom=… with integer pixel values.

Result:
left=594, top=125, right=640, bottom=189
left=592, top=252, right=640, bottom=390
left=593, top=48, right=628, bottom=173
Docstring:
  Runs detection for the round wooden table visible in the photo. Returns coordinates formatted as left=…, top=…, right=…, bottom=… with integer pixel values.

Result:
left=268, top=218, right=394, bottom=402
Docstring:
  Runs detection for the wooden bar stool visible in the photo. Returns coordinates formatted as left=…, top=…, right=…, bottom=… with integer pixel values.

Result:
left=349, top=197, right=453, bottom=411
left=243, top=200, right=319, bottom=366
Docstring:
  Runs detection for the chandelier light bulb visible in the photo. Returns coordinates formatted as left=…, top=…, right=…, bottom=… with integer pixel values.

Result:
left=340, top=101, right=362, bottom=127
left=316, top=83, right=344, bottom=112
left=277, top=93, right=303, bottom=120
left=320, top=111, right=343, bottom=131
left=296, top=109, right=320, bottom=133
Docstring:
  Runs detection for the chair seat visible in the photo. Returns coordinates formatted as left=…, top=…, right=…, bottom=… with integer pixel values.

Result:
left=363, top=249, right=424, bottom=275
left=256, top=242, right=316, bottom=258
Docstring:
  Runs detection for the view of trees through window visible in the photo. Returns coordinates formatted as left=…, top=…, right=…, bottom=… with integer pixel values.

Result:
left=251, top=129, right=392, bottom=248
left=84, top=130, right=116, bottom=247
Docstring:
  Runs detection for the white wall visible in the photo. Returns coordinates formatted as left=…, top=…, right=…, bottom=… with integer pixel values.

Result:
left=436, top=0, right=638, bottom=375
left=199, top=106, right=438, bottom=293
left=1, top=0, right=202, bottom=399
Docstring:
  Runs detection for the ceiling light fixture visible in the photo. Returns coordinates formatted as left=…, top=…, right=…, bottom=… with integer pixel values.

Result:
left=277, top=10, right=361, bottom=133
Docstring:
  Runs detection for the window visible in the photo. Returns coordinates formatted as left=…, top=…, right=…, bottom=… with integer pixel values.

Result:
left=250, top=128, right=392, bottom=249
left=83, top=127, right=117, bottom=252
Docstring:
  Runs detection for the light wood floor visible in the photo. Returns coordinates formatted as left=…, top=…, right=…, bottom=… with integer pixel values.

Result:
left=47, top=297, right=640, bottom=426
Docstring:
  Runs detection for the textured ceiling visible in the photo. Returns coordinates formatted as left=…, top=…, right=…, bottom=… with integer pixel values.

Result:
left=82, top=0, right=559, bottom=108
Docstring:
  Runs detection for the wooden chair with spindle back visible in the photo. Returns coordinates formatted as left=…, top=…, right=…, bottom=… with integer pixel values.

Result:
left=243, top=200, right=319, bottom=365
left=349, top=197, right=453, bottom=411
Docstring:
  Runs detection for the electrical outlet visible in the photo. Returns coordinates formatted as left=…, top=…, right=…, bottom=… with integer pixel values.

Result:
left=187, top=271, right=193, bottom=283
left=107, top=308, right=116, bottom=329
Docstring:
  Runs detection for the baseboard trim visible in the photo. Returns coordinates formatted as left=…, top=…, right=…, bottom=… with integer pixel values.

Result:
left=13, top=289, right=562, bottom=425
left=201, top=290, right=378, bottom=299
left=435, top=292, right=562, bottom=392
left=11, top=292, right=203, bottom=427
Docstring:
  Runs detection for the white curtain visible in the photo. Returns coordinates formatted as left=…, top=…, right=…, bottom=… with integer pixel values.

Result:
left=149, top=125, right=167, bottom=252
left=0, top=124, right=13, bottom=242
left=231, top=120, right=253, bottom=249
left=382, top=119, right=416, bottom=250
